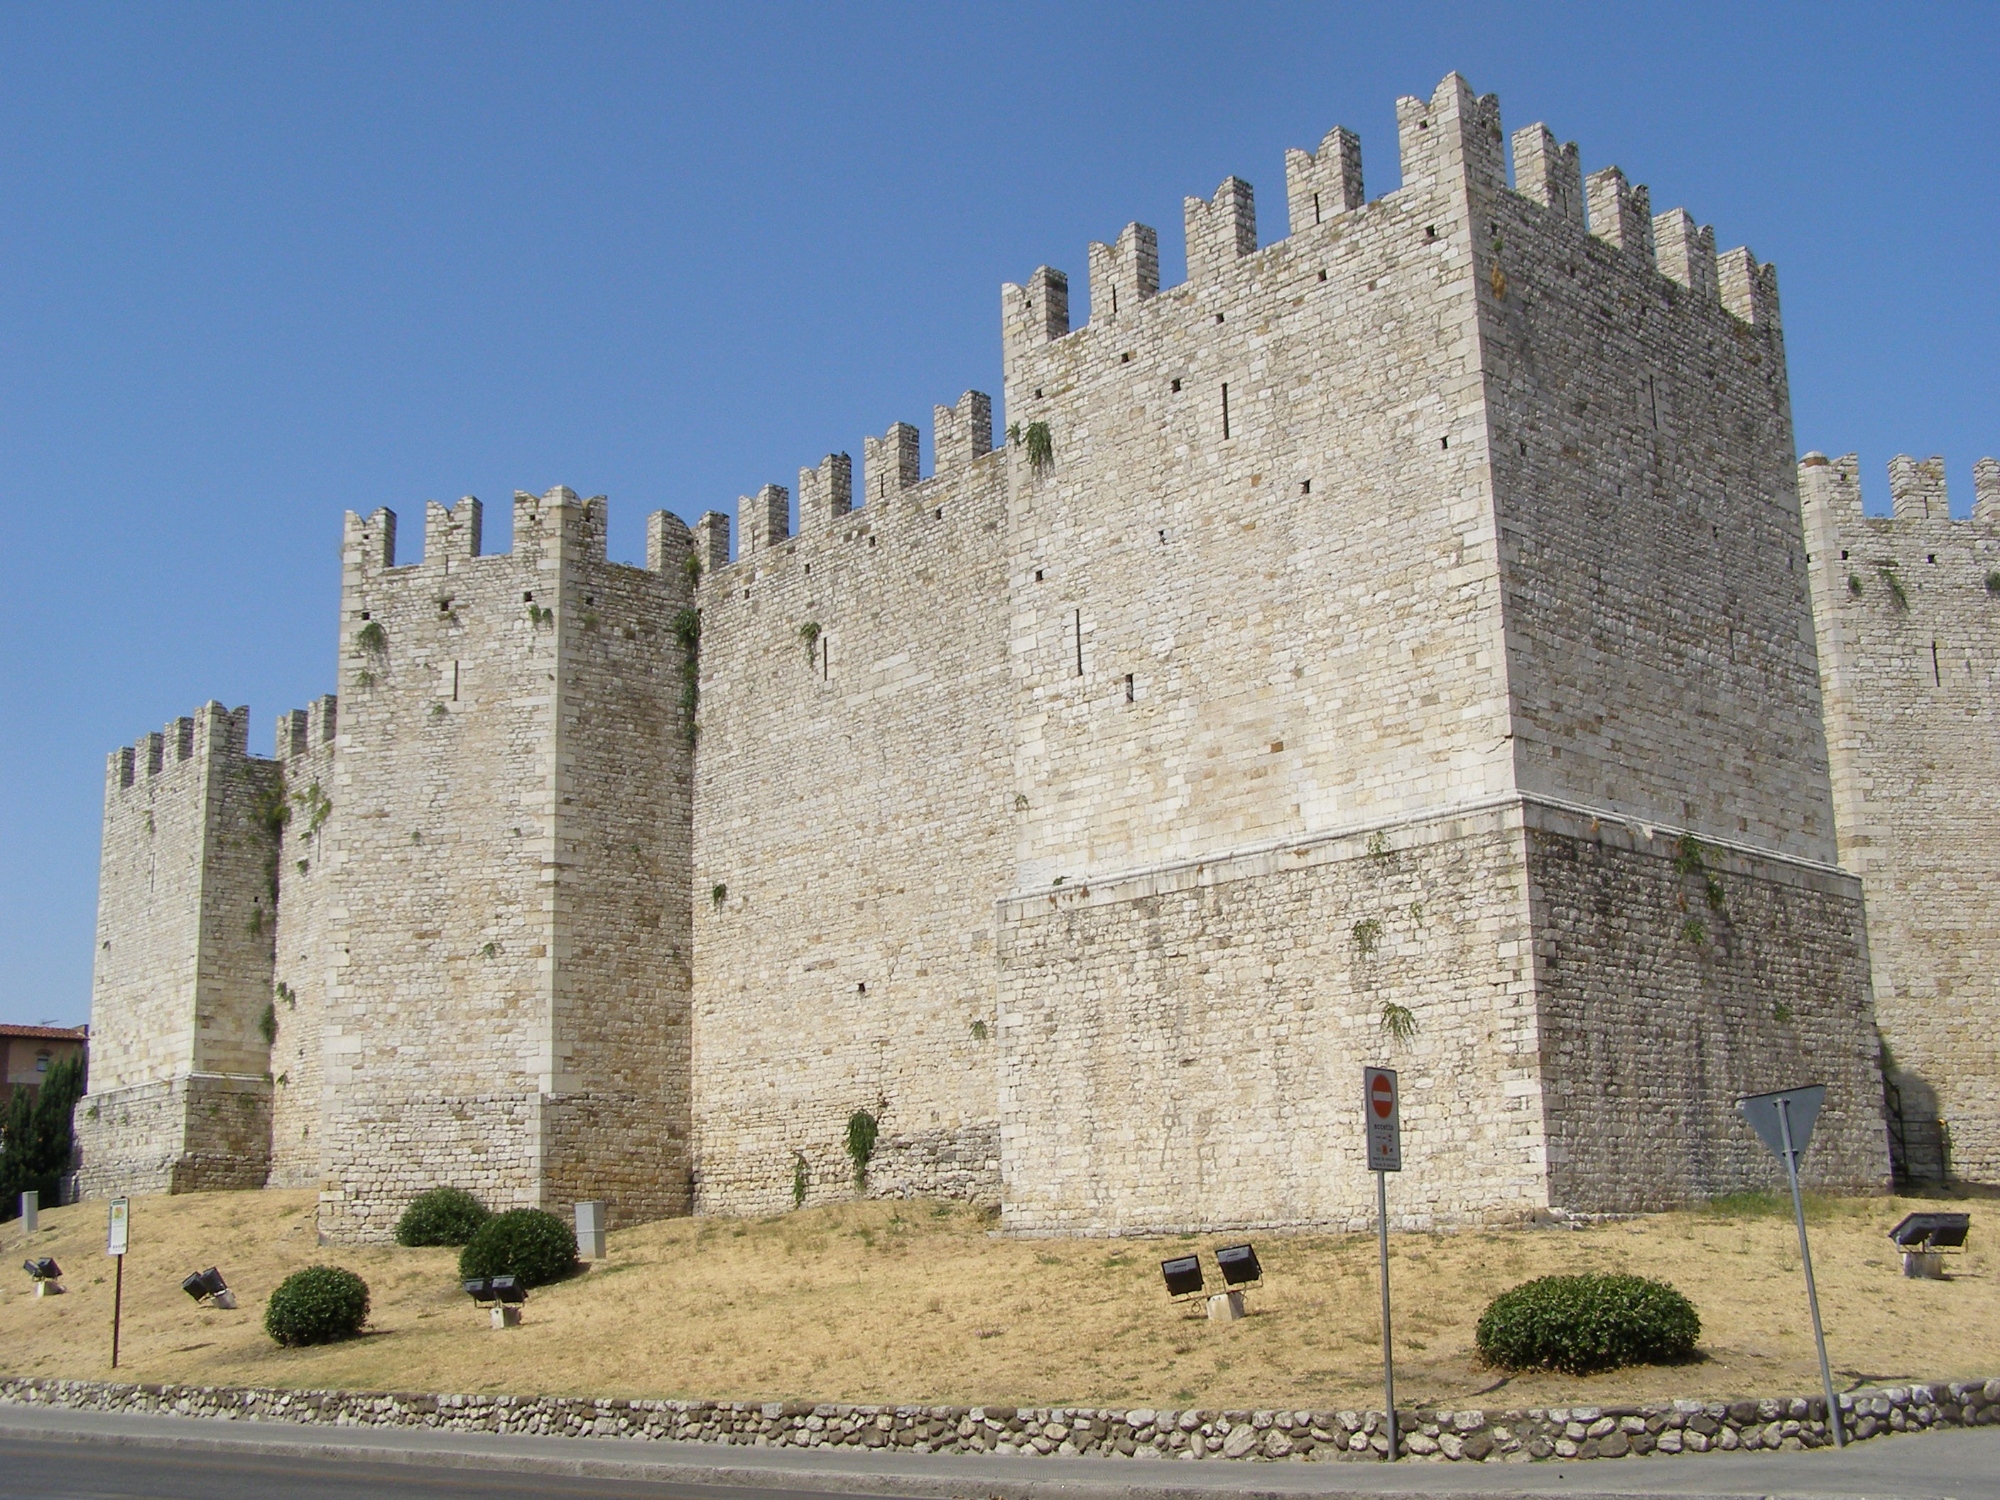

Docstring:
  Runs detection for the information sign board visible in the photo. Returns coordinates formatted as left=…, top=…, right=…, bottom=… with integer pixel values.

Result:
left=106, top=1197, right=129, bottom=1257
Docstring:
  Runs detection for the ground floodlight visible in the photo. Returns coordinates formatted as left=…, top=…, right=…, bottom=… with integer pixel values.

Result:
left=490, top=1274, right=525, bottom=1305
left=180, top=1266, right=235, bottom=1308
left=462, top=1277, right=493, bottom=1301
left=24, top=1258, right=61, bottom=1281
left=1160, top=1255, right=1204, bottom=1300
left=1215, top=1243, right=1262, bottom=1287
left=1888, top=1212, right=1971, bottom=1250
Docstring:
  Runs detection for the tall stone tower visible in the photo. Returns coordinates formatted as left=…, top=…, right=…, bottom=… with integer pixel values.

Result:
left=992, top=74, right=1887, bottom=1230
left=308, top=488, right=698, bottom=1240
left=1800, top=453, right=2000, bottom=1183
left=76, top=702, right=280, bottom=1195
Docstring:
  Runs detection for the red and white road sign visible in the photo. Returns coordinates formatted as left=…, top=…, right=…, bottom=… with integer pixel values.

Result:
left=1364, top=1066, right=1402, bottom=1172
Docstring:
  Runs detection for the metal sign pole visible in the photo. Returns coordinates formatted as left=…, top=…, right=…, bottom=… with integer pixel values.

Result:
left=1778, top=1098, right=1844, bottom=1448
left=111, top=1253, right=124, bottom=1370
left=106, top=1196, right=130, bottom=1371
left=1376, top=1166, right=1396, bottom=1463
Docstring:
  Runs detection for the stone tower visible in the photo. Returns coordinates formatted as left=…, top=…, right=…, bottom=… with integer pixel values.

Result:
left=76, top=702, right=279, bottom=1194
left=305, top=488, right=698, bottom=1240
left=989, top=74, right=1887, bottom=1229
left=1800, top=453, right=2000, bottom=1184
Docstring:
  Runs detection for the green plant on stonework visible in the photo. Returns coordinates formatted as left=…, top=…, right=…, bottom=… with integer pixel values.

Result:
left=1366, top=830, right=1391, bottom=861
left=970, top=1019, right=989, bottom=1042
left=264, top=1265, right=370, bottom=1347
left=396, top=1186, right=491, bottom=1247
left=1022, top=420, right=1055, bottom=473
left=1351, top=917, right=1383, bottom=957
left=1475, top=1274, right=1699, bottom=1375
left=250, top=771, right=291, bottom=839
left=0, top=1054, right=85, bottom=1221
left=1674, top=834, right=1727, bottom=914
left=710, top=882, right=727, bottom=910
left=792, top=1152, right=809, bottom=1209
left=1682, top=918, right=1709, bottom=947
left=581, top=610, right=601, bottom=632
left=276, top=982, right=297, bottom=1010
left=672, top=608, right=702, bottom=734
left=247, top=906, right=266, bottom=938
left=293, top=781, right=332, bottom=839
left=459, top=1208, right=577, bottom=1288
left=1773, top=1001, right=1795, bottom=1023
left=846, top=1110, right=880, bottom=1192
left=353, top=669, right=376, bottom=691
left=356, top=620, right=387, bottom=655
left=1878, top=563, right=1908, bottom=611
left=428, top=702, right=447, bottom=719
left=1986, top=570, right=2000, bottom=596
left=1848, top=573, right=1865, bottom=597
left=1380, top=1002, right=1418, bottom=1044
left=258, top=1003, right=278, bottom=1046
left=684, top=552, right=703, bottom=586
left=479, top=941, right=498, bottom=959
left=798, top=621, right=821, bottom=666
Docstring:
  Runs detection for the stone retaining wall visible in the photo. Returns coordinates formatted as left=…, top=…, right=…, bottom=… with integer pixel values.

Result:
left=3, top=1375, right=1995, bottom=1464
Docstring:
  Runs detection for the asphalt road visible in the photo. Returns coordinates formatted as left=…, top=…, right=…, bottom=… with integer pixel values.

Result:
left=0, top=1433, right=884, bottom=1500
left=1, top=1407, right=1996, bottom=1500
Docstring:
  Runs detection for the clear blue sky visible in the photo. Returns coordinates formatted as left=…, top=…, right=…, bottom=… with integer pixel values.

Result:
left=3, top=3, right=1995, bottom=1027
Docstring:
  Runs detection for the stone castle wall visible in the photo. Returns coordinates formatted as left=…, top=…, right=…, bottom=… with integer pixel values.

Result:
left=997, top=808, right=1543, bottom=1234
left=83, top=71, right=1983, bottom=1226
left=690, top=406, right=1014, bottom=1214
left=1801, top=454, right=2000, bottom=1182
left=268, top=696, right=337, bottom=1189
left=1480, top=119, right=1833, bottom=865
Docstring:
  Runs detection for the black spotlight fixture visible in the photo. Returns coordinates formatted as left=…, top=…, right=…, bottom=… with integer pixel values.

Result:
left=180, top=1267, right=236, bottom=1308
left=1215, top=1243, right=1263, bottom=1289
left=1888, top=1212, right=1971, bottom=1279
left=1160, top=1254, right=1205, bottom=1302
left=464, top=1274, right=526, bottom=1326
left=23, top=1258, right=63, bottom=1297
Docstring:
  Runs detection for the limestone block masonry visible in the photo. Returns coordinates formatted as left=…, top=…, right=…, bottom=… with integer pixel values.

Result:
left=77, top=703, right=279, bottom=1196
left=1800, top=454, right=2000, bottom=1183
left=81, top=70, right=1998, bottom=1235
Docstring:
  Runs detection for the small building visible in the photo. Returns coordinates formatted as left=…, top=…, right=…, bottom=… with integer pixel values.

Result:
left=1, top=1024, right=88, bottom=1111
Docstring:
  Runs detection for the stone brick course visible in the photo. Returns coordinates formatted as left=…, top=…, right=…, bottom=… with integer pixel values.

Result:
left=4, top=1375, right=1995, bottom=1465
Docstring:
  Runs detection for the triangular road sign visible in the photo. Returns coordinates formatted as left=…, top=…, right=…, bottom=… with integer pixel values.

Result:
left=1739, top=1084, right=1826, bottom=1165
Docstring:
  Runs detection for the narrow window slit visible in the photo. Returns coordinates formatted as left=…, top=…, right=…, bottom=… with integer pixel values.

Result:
left=1221, top=383, right=1231, bottom=439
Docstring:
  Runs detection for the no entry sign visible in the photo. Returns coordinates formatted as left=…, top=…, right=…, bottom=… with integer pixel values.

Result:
left=1364, top=1066, right=1402, bottom=1172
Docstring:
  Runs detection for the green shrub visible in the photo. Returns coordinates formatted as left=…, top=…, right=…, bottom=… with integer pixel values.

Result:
left=264, top=1265, right=370, bottom=1346
left=1475, top=1273, right=1699, bottom=1375
left=458, top=1208, right=577, bottom=1288
left=395, top=1186, right=491, bottom=1247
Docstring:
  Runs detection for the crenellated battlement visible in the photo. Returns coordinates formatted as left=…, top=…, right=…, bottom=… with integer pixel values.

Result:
left=275, top=695, right=338, bottom=764
left=1285, top=126, right=1364, bottom=235
left=717, top=392, right=996, bottom=565
left=340, top=487, right=693, bottom=585
left=1800, top=452, right=2000, bottom=536
left=105, top=701, right=254, bottom=792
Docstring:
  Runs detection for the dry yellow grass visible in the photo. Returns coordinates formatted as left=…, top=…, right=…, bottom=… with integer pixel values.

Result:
left=2, top=1188, right=1994, bottom=1412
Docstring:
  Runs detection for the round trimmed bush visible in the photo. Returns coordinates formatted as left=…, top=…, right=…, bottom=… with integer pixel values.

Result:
left=457, top=1207, right=578, bottom=1289
left=395, top=1186, right=490, bottom=1247
left=264, top=1265, right=370, bottom=1347
left=1476, top=1273, right=1700, bottom=1375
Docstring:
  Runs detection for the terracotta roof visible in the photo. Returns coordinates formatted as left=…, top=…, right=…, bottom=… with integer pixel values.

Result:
left=0, top=1024, right=88, bottom=1041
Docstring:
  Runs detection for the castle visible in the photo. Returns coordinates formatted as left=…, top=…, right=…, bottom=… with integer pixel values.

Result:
left=76, top=76, right=1998, bottom=1240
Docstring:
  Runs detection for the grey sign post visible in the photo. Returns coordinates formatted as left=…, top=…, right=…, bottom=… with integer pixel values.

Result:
left=1738, top=1084, right=1844, bottom=1448
left=1363, top=1066, right=1401, bottom=1461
